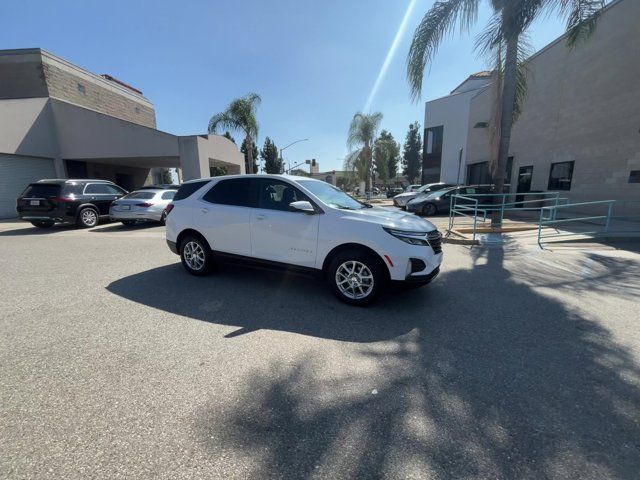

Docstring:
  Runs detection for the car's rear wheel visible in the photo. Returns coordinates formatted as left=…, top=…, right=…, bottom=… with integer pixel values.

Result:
left=327, top=250, right=385, bottom=306
left=180, top=235, right=213, bottom=276
left=422, top=203, right=437, bottom=216
left=121, top=220, right=136, bottom=226
left=31, top=220, right=54, bottom=228
left=159, top=211, right=167, bottom=225
left=77, top=207, right=98, bottom=228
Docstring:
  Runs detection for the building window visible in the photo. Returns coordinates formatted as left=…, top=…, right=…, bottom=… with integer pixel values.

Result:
left=77, top=83, right=86, bottom=94
left=629, top=170, right=640, bottom=183
left=466, top=156, right=513, bottom=187
left=423, top=125, right=444, bottom=183
left=548, top=161, right=575, bottom=191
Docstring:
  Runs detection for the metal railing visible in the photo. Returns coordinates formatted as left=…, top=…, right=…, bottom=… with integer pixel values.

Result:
left=448, top=192, right=566, bottom=242
left=537, top=199, right=640, bottom=247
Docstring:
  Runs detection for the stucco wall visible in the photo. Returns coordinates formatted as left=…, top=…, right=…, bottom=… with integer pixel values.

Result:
left=466, top=0, right=640, bottom=205
left=425, top=88, right=484, bottom=184
left=0, top=51, right=49, bottom=99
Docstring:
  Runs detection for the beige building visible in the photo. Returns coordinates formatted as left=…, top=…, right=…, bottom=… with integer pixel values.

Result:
left=0, top=48, right=245, bottom=218
left=425, top=0, right=639, bottom=209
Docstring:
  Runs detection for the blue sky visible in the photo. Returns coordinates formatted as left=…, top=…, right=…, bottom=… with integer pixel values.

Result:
left=3, top=0, right=568, bottom=172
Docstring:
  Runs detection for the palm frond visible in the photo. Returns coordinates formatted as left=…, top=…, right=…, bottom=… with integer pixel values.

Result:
left=208, top=92, right=261, bottom=140
left=407, top=0, right=480, bottom=101
left=347, top=112, right=383, bottom=151
left=560, top=0, right=606, bottom=46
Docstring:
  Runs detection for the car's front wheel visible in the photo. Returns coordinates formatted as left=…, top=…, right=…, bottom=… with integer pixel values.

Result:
left=422, top=203, right=437, bottom=216
left=180, top=235, right=213, bottom=276
left=328, top=250, right=385, bottom=306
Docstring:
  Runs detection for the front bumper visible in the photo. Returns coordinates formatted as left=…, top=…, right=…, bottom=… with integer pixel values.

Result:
left=403, top=265, right=440, bottom=284
left=405, top=201, right=423, bottom=213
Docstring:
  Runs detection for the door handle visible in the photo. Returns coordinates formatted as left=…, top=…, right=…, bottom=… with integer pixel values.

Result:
left=200, top=208, right=209, bottom=214
left=255, top=214, right=266, bottom=220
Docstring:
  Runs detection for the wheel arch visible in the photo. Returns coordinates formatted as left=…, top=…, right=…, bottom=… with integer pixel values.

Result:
left=176, top=228, right=212, bottom=252
left=321, top=243, right=391, bottom=280
left=76, top=203, right=99, bottom=217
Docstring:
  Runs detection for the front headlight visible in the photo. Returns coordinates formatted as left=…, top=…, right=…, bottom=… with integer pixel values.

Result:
left=383, top=227, right=429, bottom=246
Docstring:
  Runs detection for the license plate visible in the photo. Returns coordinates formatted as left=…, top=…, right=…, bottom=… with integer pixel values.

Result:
left=121, top=205, right=130, bottom=210
left=30, top=200, right=40, bottom=206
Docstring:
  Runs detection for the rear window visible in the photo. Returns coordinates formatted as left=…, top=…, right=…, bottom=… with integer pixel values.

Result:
left=161, top=191, right=176, bottom=200
left=173, top=181, right=209, bottom=201
left=21, top=184, right=61, bottom=198
left=123, top=191, right=156, bottom=200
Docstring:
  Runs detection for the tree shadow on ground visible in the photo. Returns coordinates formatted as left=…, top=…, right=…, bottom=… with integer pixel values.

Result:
left=192, top=246, right=640, bottom=479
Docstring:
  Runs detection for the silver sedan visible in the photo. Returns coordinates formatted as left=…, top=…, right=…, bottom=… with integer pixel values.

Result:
left=109, top=189, right=176, bottom=225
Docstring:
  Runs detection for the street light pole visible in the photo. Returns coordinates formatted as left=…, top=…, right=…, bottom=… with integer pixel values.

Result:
left=279, top=138, right=309, bottom=173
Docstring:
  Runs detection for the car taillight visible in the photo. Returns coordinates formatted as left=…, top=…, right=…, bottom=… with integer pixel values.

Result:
left=136, top=202, right=154, bottom=207
left=164, top=204, right=174, bottom=215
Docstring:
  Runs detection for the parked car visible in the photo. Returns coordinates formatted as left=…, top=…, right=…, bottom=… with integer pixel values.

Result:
left=109, top=188, right=177, bottom=225
left=138, top=184, right=180, bottom=190
left=386, top=187, right=404, bottom=198
left=406, top=185, right=493, bottom=216
left=165, top=175, right=443, bottom=306
left=16, top=179, right=128, bottom=228
left=393, top=183, right=454, bottom=208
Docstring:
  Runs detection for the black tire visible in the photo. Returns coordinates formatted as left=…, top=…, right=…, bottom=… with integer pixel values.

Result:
left=180, top=235, right=213, bottom=276
left=31, top=220, right=55, bottom=229
left=77, top=207, right=99, bottom=228
left=121, top=220, right=136, bottom=226
left=327, top=249, right=386, bottom=306
left=422, top=203, right=437, bottom=216
left=159, top=211, right=167, bottom=225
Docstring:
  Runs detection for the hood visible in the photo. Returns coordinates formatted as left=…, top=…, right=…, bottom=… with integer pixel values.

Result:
left=341, top=206, right=436, bottom=232
left=394, top=191, right=419, bottom=199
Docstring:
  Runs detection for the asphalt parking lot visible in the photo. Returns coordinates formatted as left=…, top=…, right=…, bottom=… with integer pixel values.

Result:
left=1, top=220, right=639, bottom=479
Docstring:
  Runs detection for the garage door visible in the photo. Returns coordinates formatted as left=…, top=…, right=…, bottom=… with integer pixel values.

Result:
left=0, top=155, right=57, bottom=219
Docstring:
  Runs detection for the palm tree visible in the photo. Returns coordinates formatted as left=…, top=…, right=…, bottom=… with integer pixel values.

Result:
left=208, top=93, right=261, bottom=174
left=407, top=0, right=605, bottom=226
left=344, top=112, right=383, bottom=193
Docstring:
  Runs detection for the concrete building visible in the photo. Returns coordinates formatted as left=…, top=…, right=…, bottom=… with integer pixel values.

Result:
left=0, top=48, right=244, bottom=218
left=423, top=0, right=640, bottom=208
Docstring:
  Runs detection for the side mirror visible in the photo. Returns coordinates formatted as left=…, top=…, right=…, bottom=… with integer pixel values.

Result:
left=289, top=200, right=315, bottom=214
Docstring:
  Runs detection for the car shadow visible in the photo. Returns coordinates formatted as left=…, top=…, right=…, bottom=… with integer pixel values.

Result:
left=89, top=222, right=162, bottom=233
left=0, top=223, right=79, bottom=236
left=106, top=262, right=426, bottom=343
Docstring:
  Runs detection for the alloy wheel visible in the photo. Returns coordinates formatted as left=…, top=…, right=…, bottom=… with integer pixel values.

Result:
left=81, top=209, right=97, bottom=226
left=335, top=260, right=374, bottom=299
left=183, top=241, right=205, bottom=271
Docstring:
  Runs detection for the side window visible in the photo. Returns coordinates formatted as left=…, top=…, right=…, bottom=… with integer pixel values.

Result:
left=104, top=184, right=126, bottom=195
left=257, top=179, right=309, bottom=211
left=202, top=178, right=255, bottom=207
left=84, top=183, right=109, bottom=194
left=465, top=188, right=477, bottom=195
left=161, top=191, right=176, bottom=200
left=174, top=181, right=209, bottom=201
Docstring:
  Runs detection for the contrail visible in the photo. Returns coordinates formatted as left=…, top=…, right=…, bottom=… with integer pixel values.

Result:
left=363, top=0, right=418, bottom=112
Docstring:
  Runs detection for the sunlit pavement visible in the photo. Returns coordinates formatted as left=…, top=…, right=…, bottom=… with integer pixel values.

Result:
left=1, top=219, right=639, bottom=479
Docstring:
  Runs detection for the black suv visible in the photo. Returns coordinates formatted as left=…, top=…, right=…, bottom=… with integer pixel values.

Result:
left=16, top=179, right=128, bottom=228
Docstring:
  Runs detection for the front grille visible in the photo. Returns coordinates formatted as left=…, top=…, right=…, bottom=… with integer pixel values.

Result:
left=427, top=230, right=442, bottom=254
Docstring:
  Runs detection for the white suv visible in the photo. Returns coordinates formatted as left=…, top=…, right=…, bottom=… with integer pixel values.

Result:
left=165, top=175, right=443, bottom=305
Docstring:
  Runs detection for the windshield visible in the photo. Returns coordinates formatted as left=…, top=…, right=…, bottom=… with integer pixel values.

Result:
left=417, top=184, right=434, bottom=193
left=298, top=181, right=365, bottom=210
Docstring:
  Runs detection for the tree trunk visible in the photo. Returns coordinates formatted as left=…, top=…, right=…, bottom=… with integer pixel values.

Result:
left=246, top=135, right=254, bottom=174
left=365, top=145, right=372, bottom=194
left=491, top=34, right=519, bottom=227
